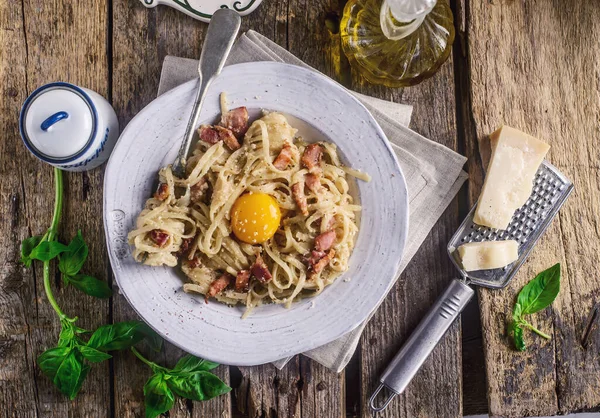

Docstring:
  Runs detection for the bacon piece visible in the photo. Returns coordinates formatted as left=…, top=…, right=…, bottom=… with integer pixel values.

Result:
left=305, top=173, right=322, bottom=194
left=190, top=177, right=209, bottom=203
left=198, top=125, right=241, bottom=150
left=304, top=250, right=326, bottom=266
left=205, top=273, right=233, bottom=303
left=309, top=249, right=336, bottom=280
left=149, top=230, right=169, bottom=247
left=273, top=142, right=295, bottom=170
left=185, top=256, right=202, bottom=269
left=235, top=270, right=251, bottom=292
left=301, top=144, right=323, bottom=173
left=198, top=125, right=220, bottom=145
left=154, top=183, right=169, bottom=201
left=220, top=106, right=249, bottom=139
left=251, top=254, right=272, bottom=283
left=176, top=238, right=193, bottom=257
left=314, top=230, right=336, bottom=252
left=291, top=183, right=309, bottom=216
left=214, top=125, right=241, bottom=151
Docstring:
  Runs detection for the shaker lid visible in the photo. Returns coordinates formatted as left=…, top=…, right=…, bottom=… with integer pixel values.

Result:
left=20, top=82, right=97, bottom=162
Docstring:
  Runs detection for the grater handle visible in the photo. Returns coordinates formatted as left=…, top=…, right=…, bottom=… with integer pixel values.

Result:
left=369, top=279, right=474, bottom=412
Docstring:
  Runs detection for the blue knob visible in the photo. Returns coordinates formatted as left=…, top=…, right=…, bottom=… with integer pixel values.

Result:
left=41, top=111, right=69, bottom=131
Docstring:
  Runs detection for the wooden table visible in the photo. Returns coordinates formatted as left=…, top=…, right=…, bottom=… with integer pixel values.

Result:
left=2, top=1, right=600, bottom=417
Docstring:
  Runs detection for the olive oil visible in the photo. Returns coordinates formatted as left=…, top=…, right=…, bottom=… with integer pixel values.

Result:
left=340, top=0, right=455, bottom=87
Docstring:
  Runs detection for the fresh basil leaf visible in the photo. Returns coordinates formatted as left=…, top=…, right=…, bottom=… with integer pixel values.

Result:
left=64, top=274, right=112, bottom=299
left=167, top=371, right=231, bottom=401
left=39, top=347, right=88, bottom=400
left=87, top=320, right=153, bottom=352
left=58, top=231, right=89, bottom=276
left=21, top=235, right=43, bottom=267
left=71, top=363, right=91, bottom=400
left=172, top=355, right=219, bottom=374
left=38, top=346, right=71, bottom=381
left=145, top=331, right=163, bottom=353
left=29, top=241, right=68, bottom=262
left=58, top=321, right=76, bottom=348
left=516, top=264, right=561, bottom=316
left=54, top=349, right=87, bottom=400
left=144, top=374, right=175, bottom=418
left=78, top=346, right=112, bottom=363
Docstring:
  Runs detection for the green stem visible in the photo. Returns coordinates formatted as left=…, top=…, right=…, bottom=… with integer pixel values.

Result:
left=521, top=321, right=551, bottom=339
left=48, top=167, right=63, bottom=241
left=131, top=347, right=155, bottom=369
left=43, top=168, right=65, bottom=319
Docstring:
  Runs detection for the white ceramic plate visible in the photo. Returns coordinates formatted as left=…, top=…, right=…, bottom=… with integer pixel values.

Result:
left=104, top=62, right=408, bottom=366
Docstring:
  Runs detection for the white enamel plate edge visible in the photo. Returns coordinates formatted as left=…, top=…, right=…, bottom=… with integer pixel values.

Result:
left=103, top=62, right=408, bottom=366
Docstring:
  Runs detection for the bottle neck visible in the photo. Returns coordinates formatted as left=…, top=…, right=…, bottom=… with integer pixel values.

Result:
left=380, top=0, right=437, bottom=40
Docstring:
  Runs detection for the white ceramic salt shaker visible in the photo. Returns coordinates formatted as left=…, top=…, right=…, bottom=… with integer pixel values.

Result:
left=19, top=82, right=119, bottom=172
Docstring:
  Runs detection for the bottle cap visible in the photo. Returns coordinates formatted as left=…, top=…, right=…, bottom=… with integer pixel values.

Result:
left=20, top=82, right=97, bottom=163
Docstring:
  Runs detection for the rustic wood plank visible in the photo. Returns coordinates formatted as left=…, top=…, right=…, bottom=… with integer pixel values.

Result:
left=346, top=30, right=464, bottom=416
left=111, top=3, right=234, bottom=418
left=0, top=2, right=42, bottom=417
left=463, top=0, right=600, bottom=416
left=0, top=0, right=111, bottom=416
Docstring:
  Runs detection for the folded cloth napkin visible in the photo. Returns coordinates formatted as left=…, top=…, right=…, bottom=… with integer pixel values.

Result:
left=158, top=30, right=468, bottom=372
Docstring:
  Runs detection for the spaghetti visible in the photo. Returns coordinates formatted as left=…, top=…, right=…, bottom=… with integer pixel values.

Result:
left=128, top=102, right=369, bottom=316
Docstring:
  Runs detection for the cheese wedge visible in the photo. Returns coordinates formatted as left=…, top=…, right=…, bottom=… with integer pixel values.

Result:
left=458, top=240, right=519, bottom=272
left=474, top=126, right=550, bottom=230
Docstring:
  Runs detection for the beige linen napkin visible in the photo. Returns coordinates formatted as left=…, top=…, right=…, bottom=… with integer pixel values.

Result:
left=157, top=30, right=468, bottom=372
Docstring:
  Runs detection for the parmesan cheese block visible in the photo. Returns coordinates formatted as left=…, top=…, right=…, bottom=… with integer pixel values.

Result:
left=458, top=240, right=519, bottom=272
left=474, top=126, right=550, bottom=229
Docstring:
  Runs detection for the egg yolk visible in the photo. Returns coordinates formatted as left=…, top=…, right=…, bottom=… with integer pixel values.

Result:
left=230, top=193, right=281, bottom=244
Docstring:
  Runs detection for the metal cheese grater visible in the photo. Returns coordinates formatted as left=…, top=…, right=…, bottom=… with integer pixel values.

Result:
left=369, top=161, right=574, bottom=412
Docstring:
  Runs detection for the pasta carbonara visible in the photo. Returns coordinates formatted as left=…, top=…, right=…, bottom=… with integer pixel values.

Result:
left=128, top=97, right=370, bottom=316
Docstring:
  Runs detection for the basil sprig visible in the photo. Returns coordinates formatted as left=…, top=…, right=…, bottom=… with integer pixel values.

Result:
left=508, top=263, right=561, bottom=351
left=38, top=319, right=155, bottom=399
left=21, top=168, right=231, bottom=408
left=20, top=168, right=155, bottom=399
left=132, top=348, right=230, bottom=418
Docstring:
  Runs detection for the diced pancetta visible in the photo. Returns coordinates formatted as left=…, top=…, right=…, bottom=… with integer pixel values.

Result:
left=190, top=177, right=209, bottom=203
left=305, top=173, right=322, bottom=194
left=214, top=125, right=241, bottom=151
left=273, top=142, right=296, bottom=170
left=154, top=183, right=169, bottom=201
left=301, top=144, right=323, bottom=173
left=176, top=237, right=193, bottom=257
left=251, top=254, right=272, bottom=283
left=205, top=273, right=233, bottom=302
left=309, top=249, right=336, bottom=280
left=219, top=106, right=249, bottom=139
left=198, top=125, right=241, bottom=150
left=235, top=270, right=251, bottom=292
left=314, top=230, right=336, bottom=252
left=291, top=183, right=309, bottom=216
left=198, top=125, right=220, bottom=145
left=149, top=230, right=169, bottom=247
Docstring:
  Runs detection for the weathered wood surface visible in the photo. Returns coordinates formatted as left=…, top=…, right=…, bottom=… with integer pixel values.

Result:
left=351, top=51, right=464, bottom=418
left=0, top=1, right=112, bottom=418
left=5, top=0, right=600, bottom=416
left=463, top=0, right=600, bottom=416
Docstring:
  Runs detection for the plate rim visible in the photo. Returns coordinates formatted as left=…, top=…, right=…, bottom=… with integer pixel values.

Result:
left=103, top=61, right=409, bottom=365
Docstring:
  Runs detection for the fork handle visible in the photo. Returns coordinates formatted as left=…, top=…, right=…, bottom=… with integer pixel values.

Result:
left=172, top=9, right=241, bottom=177
left=370, top=279, right=474, bottom=412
